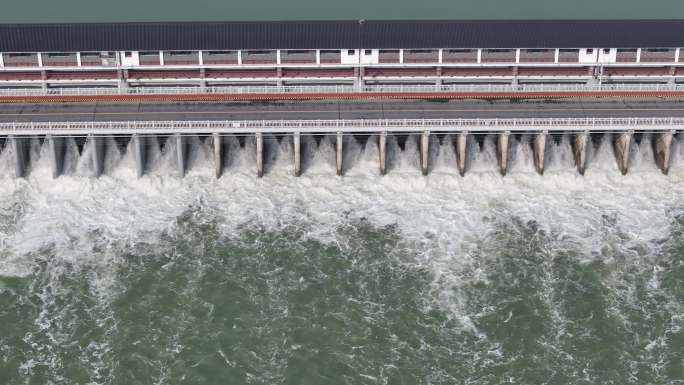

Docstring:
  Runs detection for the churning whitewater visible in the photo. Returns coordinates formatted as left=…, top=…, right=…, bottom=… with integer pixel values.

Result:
left=0, top=133, right=682, bottom=384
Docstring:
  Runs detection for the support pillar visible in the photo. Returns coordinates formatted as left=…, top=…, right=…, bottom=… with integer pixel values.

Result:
left=533, top=131, right=547, bottom=175
left=89, top=135, right=104, bottom=177
left=420, top=131, right=429, bottom=176
left=378, top=132, right=387, bottom=175
left=497, top=131, right=510, bottom=176
left=213, top=133, right=222, bottom=178
left=256, top=133, right=264, bottom=178
left=574, top=131, right=589, bottom=175
left=336, top=132, right=343, bottom=176
left=655, top=131, right=674, bottom=175
left=175, top=133, right=186, bottom=177
left=9, top=136, right=28, bottom=178
left=46, top=135, right=64, bottom=179
left=131, top=134, right=145, bottom=178
left=614, top=131, right=633, bottom=176
left=293, top=132, right=301, bottom=177
left=456, top=132, right=467, bottom=177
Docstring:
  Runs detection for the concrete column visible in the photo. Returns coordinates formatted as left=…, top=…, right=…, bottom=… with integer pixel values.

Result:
left=574, top=131, right=589, bottom=175
left=315, top=50, right=321, bottom=65
left=378, top=132, right=387, bottom=175
left=655, top=131, right=674, bottom=175
left=159, top=51, right=164, bottom=66
left=336, top=132, right=343, bottom=176
left=213, top=133, right=222, bottom=178
left=636, top=48, right=642, bottom=63
left=175, top=133, right=186, bottom=177
left=276, top=50, right=281, bottom=65
left=293, top=132, right=301, bottom=177
left=399, top=49, right=404, bottom=64
left=497, top=131, right=510, bottom=176
left=477, top=49, right=482, bottom=64
left=37, top=52, right=43, bottom=67
left=554, top=48, right=559, bottom=64
left=420, top=131, right=429, bottom=176
left=0, top=52, right=4, bottom=68
left=533, top=131, right=547, bottom=175
left=515, top=48, right=521, bottom=64
left=456, top=132, right=467, bottom=177
left=438, top=49, right=443, bottom=64
left=676, top=48, right=681, bottom=63
left=613, top=131, right=633, bottom=176
left=256, top=133, right=264, bottom=178
left=9, top=136, right=28, bottom=178
left=46, top=135, right=64, bottom=179
left=198, top=50, right=204, bottom=65
left=76, top=52, right=82, bottom=67
left=89, top=135, right=104, bottom=177
left=131, top=134, right=145, bottom=178
left=237, top=50, right=243, bottom=65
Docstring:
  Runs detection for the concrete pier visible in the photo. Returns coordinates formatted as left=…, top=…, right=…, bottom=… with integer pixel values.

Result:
left=89, top=135, right=104, bottom=177
left=46, top=135, right=64, bottom=179
left=614, top=131, right=633, bottom=175
left=9, top=136, right=28, bottom=178
left=175, top=134, right=187, bottom=177
left=293, top=132, right=301, bottom=177
left=574, top=131, right=589, bottom=175
left=256, top=133, right=264, bottom=178
left=336, top=132, right=343, bottom=176
left=533, top=131, right=547, bottom=175
left=421, top=131, right=429, bottom=176
left=213, top=133, right=222, bottom=178
left=655, top=130, right=674, bottom=175
left=378, top=132, right=387, bottom=175
left=131, top=134, right=145, bottom=178
left=456, top=132, right=467, bottom=176
left=497, top=131, right=510, bottom=176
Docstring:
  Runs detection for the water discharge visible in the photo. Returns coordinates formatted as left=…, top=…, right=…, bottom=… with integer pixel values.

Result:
left=0, top=134, right=682, bottom=384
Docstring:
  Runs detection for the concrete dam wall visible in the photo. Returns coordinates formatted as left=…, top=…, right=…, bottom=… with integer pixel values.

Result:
left=0, top=118, right=680, bottom=178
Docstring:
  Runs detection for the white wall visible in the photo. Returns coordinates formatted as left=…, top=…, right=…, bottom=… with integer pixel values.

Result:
left=578, top=48, right=598, bottom=63
left=340, top=49, right=379, bottom=65
left=598, top=48, right=617, bottom=63
left=119, top=51, right=139, bottom=66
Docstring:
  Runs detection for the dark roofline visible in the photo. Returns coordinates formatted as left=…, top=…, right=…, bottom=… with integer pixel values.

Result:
left=1, top=20, right=684, bottom=52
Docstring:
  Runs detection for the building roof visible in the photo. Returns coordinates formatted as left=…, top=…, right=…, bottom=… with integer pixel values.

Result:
left=2, top=20, right=684, bottom=52
left=0, top=0, right=682, bottom=23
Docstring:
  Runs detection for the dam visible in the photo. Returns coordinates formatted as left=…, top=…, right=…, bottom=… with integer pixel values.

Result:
left=0, top=117, right=679, bottom=179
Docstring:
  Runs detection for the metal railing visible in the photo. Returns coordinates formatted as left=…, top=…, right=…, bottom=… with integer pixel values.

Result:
left=2, top=83, right=684, bottom=97
left=1, top=117, right=682, bottom=135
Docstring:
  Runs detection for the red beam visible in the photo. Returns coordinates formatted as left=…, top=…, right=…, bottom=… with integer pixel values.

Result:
left=1, top=91, right=684, bottom=103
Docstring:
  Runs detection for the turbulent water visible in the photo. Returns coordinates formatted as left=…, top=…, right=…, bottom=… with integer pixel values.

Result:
left=0, top=133, right=682, bottom=384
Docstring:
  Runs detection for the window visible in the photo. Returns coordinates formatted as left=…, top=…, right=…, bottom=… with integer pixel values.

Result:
left=124, top=51, right=132, bottom=58
left=365, top=49, right=372, bottom=55
left=287, top=50, right=311, bottom=55
left=347, top=50, right=355, bottom=55
left=617, top=48, right=638, bottom=53
left=485, top=49, right=513, bottom=53
left=586, top=49, right=593, bottom=54
left=408, top=49, right=434, bottom=54
left=169, top=51, right=193, bottom=56
left=447, top=49, right=474, bottom=53
left=603, top=48, right=610, bottom=54
left=646, top=48, right=671, bottom=53
left=559, top=49, right=579, bottom=53
left=525, top=49, right=550, bottom=53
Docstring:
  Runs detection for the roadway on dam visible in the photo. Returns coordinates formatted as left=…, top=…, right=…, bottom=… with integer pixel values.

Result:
left=2, top=98, right=684, bottom=123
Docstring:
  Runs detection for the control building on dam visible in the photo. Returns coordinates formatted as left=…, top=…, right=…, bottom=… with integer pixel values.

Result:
left=4, top=6, right=684, bottom=100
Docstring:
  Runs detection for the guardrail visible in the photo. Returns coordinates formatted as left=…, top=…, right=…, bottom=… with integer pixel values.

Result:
left=0, top=117, right=681, bottom=135
left=2, top=83, right=684, bottom=97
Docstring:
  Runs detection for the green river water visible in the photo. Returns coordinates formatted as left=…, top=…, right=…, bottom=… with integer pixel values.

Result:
left=0, top=133, right=682, bottom=384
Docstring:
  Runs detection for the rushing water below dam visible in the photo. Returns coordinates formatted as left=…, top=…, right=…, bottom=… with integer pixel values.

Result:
left=0, top=133, right=682, bottom=384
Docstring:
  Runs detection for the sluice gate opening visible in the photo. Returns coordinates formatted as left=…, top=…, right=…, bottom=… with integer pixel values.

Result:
left=0, top=127, right=678, bottom=179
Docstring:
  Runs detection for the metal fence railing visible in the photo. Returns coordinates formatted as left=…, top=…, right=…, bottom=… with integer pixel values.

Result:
left=2, top=83, right=684, bottom=97
left=1, top=117, right=682, bottom=135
